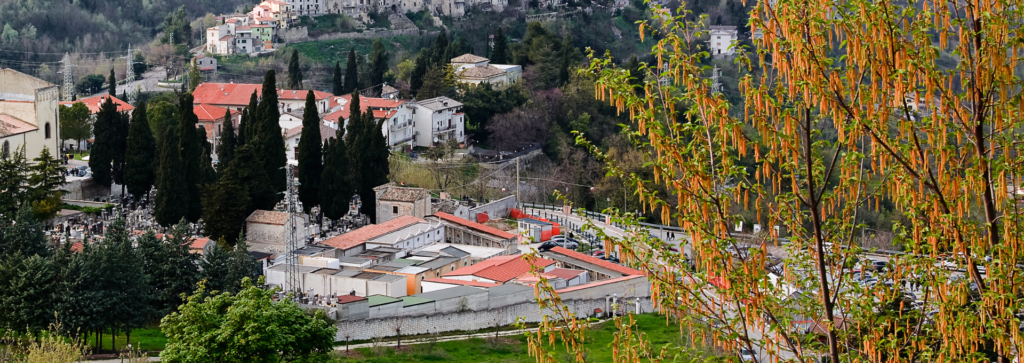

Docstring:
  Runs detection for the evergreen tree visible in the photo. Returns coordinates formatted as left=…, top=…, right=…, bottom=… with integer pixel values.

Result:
left=343, top=48, right=359, bottom=93
left=332, top=61, right=343, bottom=95
left=297, top=91, right=323, bottom=213
left=27, top=147, right=66, bottom=221
left=534, top=44, right=561, bottom=89
left=358, top=113, right=390, bottom=222
left=237, top=108, right=248, bottom=146
left=198, top=125, right=218, bottom=184
left=137, top=223, right=199, bottom=317
left=287, top=49, right=303, bottom=89
left=0, top=252, right=56, bottom=334
left=102, top=218, right=150, bottom=343
left=178, top=94, right=204, bottom=222
left=222, top=145, right=278, bottom=212
left=155, top=127, right=188, bottom=227
left=125, top=101, right=157, bottom=201
left=430, top=30, right=450, bottom=66
left=0, top=147, right=28, bottom=215
left=111, top=111, right=130, bottom=194
left=108, top=68, right=116, bottom=96
left=253, top=70, right=287, bottom=195
left=89, top=97, right=119, bottom=188
left=198, top=239, right=256, bottom=295
left=0, top=205, right=49, bottom=259
left=201, top=177, right=250, bottom=245
left=51, top=240, right=96, bottom=338
left=417, top=65, right=455, bottom=99
left=410, top=50, right=429, bottom=96
left=320, top=137, right=352, bottom=220
left=344, top=89, right=363, bottom=146
left=491, top=27, right=509, bottom=64
left=369, top=39, right=389, bottom=96
left=559, top=35, right=574, bottom=86
left=217, top=110, right=237, bottom=170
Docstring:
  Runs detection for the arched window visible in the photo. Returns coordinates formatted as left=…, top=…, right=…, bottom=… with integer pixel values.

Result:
left=44, top=123, right=51, bottom=139
left=2, top=141, right=9, bottom=158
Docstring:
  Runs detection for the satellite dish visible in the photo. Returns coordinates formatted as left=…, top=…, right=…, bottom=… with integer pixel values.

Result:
left=433, top=137, right=438, bottom=143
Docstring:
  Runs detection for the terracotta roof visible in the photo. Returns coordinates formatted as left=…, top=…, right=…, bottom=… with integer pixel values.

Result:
left=0, top=114, right=38, bottom=136
left=219, top=35, right=234, bottom=41
left=336, top=295, right=367, bottom=304
left=444, top=254, right=555, bottom=283
left=432, top=212, right=516, bottom=240
left=372, top=109, right=396, bottom=119
left=546, top=268, right=586, bottom=280
left=458, top=65, right=506, bottom=79
left=70, top=242, right=84, bottom=253
left=189, top=237, right=212, bottom=250
left=61, top=95, right=134, bottom=114
left=236, top=25, right=252, bottom=31
left=548, top=246, right=645, bottom=276
left=555, top=275, right=644, bottom=294
left=285, top=123, right=337, bottom=143
left=321, top=215, right=424, bottom=250
left=423, top=278, right=501, bottom=288
left=451, top=53, right=489, bottom=63
left=378, top=186, right=428, bottom=202
left=322, top=109, right=347, bottom=125
left=245, top=210, right=289, bottom=225
left=324, top=95, right=406, bottom=123
left=194, top=104, right=239, bottom=122
left=277, top=89, right=332, bottom=100
left=254, top=17, right=275, bottom=22
left=192, top=83, right=261, bottom=107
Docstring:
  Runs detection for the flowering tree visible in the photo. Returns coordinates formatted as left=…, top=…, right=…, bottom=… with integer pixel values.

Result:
left=527, top=0, right=1024, bottom=362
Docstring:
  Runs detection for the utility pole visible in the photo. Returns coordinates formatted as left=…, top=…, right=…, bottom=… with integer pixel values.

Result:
left=516, top=157, right=521, bottom=210
left=58, top=53, right=77, bottom=102
left=284, top=164, right=302, bottom=301
left=121, top=44, right=138, bottom=105
left=710, top=65, right=722, bottom=94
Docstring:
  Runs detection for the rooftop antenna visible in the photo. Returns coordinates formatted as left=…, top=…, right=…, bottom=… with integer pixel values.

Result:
left=58, top=53, right=78, bottom=102
left=284, top=164, right=302, bottom=301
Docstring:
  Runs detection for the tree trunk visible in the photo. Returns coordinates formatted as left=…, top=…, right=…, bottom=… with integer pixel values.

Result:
left=126, top=329, right=131, bottom=351
left=111, top=327, right=115, bottom=352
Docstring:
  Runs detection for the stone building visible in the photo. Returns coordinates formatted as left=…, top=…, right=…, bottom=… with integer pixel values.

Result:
left=451, top=54, right=522, bottom=90
left=373, top=182, right=431, bottom=223
left=0, top=69, right=61, bottom=160
left=245, top=210, right=310, bottom=253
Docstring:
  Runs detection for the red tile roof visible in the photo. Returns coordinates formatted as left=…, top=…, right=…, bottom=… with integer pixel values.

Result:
left=548, top=246, right=645, bottom=276
left=277, top=89, right=332, bottom=100
left=190, top=237, right=212, bottom=250
left=321, top=215, right=424, bottom=250
left=219, top=35, right=234, bottom=41
left=444, top=254, right=555, bottom=283
left=422, top=278, right=501, bottom=288
left=555, top=275, right=644, bottom=294
left=61, top=95, right=134, bottom=114
left=194, top=104, right=239, bottom=122
left=0, top=114, right=38, bottom=135
left=546, top=268, right=586, bottom=280
left=192, top=83, right=261, bottom=107
left=432, top=212, right=516, bottom=240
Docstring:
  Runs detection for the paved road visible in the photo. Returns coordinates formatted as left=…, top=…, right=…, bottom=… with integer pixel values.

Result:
left=87, top=66, right=167, bottom=98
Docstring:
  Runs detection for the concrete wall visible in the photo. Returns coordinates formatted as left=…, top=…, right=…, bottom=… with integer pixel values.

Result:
left=469, top=195, right=516, bottom=221
left=280, top=26, right=310, bottom=42
left=287, top=28, right=436, bottom=43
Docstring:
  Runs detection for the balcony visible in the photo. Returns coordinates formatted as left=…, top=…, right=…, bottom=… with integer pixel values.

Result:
left=389, top=122, right=411, bottom=132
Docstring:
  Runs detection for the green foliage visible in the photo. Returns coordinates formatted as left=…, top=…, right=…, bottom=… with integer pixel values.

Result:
left=0, top=252, right=56, bottom=334
left=74, top=75, right=106, bottom=96
left=201, top=176, right=250, bottom=245
left=416, top=64, right=455, bottom=99
left=252, top=70, right=287, bottom=195
left=58, top=102, right=92, bottom=150
left=217, top=110, right=237, bottom=171
left=369, top=39, right=390, bottom=95
left=298, top=91, right=323, bottom=213
left=107, top=68, right=116, bottom=97
left=221, top=145, right=278, bottom=213
left=27, top=147, right=66, bottom=221
left=136, top=224, right=200, bottom=318
left=148, top=96, right=181, bottom=146
left=176, top=93, right=204, bottom=222
left=0, top=147, right=28, bottom=216
left=162, top=6, right=193, bottom=47
left=59, top=203, right=114, bottom=214
left=288, top=49, right=304, bottom=90
left=491, top=27, right=509, bottom=64
left=344, top=48, right=359, bottom=94
left=320, top=136, right=352, bottom=220
left=332, top=62, right=344, bottom=96
left=188, top=60, right=202, bottom=92
left=155, top=127, right=188, bottom=227
left=95, top=218, right=151, bottom=337
left=457, top=82, right=527, bottom=139
left=89, top=95, right=123, bottom=188
left=125, top=101, right=158, bottom=200
left=198, top=239, right=256, bottom=294
left=160, top=277, right=336, bottom=363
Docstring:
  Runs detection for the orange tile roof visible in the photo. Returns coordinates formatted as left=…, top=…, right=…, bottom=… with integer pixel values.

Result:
left=444, top=254, right=555, bottom=283
left=422, top=278, right=501, bottom=288
left=548, top=246, right=645, bottom=276
left=546, top=268, right=586, bottom=280
left=323, top=94, right=403, bottom=123
left=246, top=210, right=289, bottom=225
left=0, top=114, right=38, bottom=135
left=321, top=215, right=424, bottom=250
left=555, top=275, right=644, bottom=294
left=194, top=104, right=239, bottom=122
left=189, top=237, right=212, bottom=250
left=336, top=295, right=367, bottom=304
left=61, top=95, right=134, bottom=114
left=277, top=89, right=332, bottom=100
left=192, top=83, right=261, bottom=107
left=432, top=212, right=516, bottom=240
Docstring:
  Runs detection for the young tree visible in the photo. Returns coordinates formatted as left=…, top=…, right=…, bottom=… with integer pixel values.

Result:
left=0, top=147, right=28, bottom=220
left=155, top=128, right=188, bottom=227
left=491, top=27, right=508, bottom=64
left=160, top=277, right=336, bottom=362
left=287, top=49, right=303, bottom=89
left=125, top=101, right=157, bottom=201
left=369, top=38, right=389, bottom=96
left=297, top=91, right=323, bottom=213
left=58, top=102, right=92, bottom=154
left=320, top=137, right=352, bottom=220
left=343, top=48, right=359, bottom=93
left=201, top=177, right=250, bottom=246
left=332, top=61, right=343, bottom=96
left=217, top=110, right=237, bottom=170
left=177, top=94, right=204, bottom=222
left=188, top=59, right=202, bottom=92
left=27, top=147, right=66, bottom=221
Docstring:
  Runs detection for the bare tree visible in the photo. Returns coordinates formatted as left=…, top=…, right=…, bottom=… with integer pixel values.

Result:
left=486, top=108, right=547, bottom=153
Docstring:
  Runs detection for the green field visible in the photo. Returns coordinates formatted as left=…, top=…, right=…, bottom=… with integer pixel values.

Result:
left=331, top=314, right=721, bottom=362
left=283, top=35, right=432, bottom=64
left=84, top=327, right=167, bottom=353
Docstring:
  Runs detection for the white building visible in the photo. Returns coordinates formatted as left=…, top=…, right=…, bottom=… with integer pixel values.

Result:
left=286, top=0, right=325, bottom=16
left=708, top=25, right=738, bottom=57
left=322, top=95, right=416, bottom=151
left=0, top=69, right=61, bottom=161
left=451, top=54, right=522, bottom=90
left=410, top=96, right=465, bottom=147
left=364, top=220, right=445, bottom=251
left=284, top=122, right=338, bottom=163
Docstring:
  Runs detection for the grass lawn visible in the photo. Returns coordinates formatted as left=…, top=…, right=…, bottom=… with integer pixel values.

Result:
left=284, top=35, right=429, bottom=64
left=331, top=314, right=721, bottom=362
left=83, top=328, right=167, bottom=353
left=70, top=150, right=90, bottom=161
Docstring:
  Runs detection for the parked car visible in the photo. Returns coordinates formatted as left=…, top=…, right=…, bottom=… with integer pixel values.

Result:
left=870, top=260, right=888, bottom=272
left=591, top=250, right=605, bottom=257
left=555, top=240, right=579, bottom=250
left=738, top=348, right=757, bottom=361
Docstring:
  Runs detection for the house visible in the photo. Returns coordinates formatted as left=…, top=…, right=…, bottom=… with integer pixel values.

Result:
left=325, top=0, right=370, bottom=21
left=189, top=237, right=217, bottom=256
left=708, top=25, right=738, bottom=57
left=539, top=246, right=645, bottom=281
left=373, top=183, right=431, bottom=223
left=412, top=243, right=508, bottom=264
left=194, top=104, right=241, bottom=159
left=451, top=54, right=522, bottom=90
left=192, top=83, right=262, bottom=111
left=442, top=254, right=556, bottom=284
left=251, top=0, right=295, bottom=29
left=245, top=210, right=310, bottom=253
left=320, top=215, right=425, bottom=256
left=192, top=55, right=218, bottom=74
left=284, top=123, right=337, bottom=163
left=363, top=220, right=444, bottom=251
left=427, top=212, right=518, bottom=253
left=285, top=0, right=324, bottom=16
left=0, top=69, right=61, bottom=162
left=59, top=94, right=134, bottom=150
left=518, top=217, right=558, bottom=242
left=323, top=94, right=415, bottom=150
left=277, top=89, right=333, bottom=114
left=410, top=96, right=465, bottom=147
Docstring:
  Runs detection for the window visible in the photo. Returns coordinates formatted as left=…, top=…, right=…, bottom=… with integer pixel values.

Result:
left=2, top=141, right=8, bottom=158
left=44, top=123, right=51, bottom=139
left=393, top=206, right=398, bottom=214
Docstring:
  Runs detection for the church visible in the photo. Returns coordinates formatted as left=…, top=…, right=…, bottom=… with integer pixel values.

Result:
left=0, top=69, right=61, bottom=160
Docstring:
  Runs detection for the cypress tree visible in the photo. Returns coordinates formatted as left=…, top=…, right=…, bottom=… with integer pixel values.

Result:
left=155, top=127, right=188, bottom=227
left=332, top=61, right=343, bottom=96
left=369, top=39, right=389, bottom=96
left=177, top=94, right=204, bottom=222
left=198, top=125, right=218, bottom=184
left=89, top=96, right=119, bottom=188
left=124, top=101, right=157, bottom=201
left=111, top=111, right=130, bottom=194
left=217, top=110, right=236, bottom=169
left=360, top=114, right=390, bottom=222
left=410, top=50, right=429, bottom=96
left=108, top=68, right=116, bottom=96
left=343, top=48, right=359, bottom=93
left=222, top=145, right=278, bottom=212
left=559, top=34, right=573, bottom=86
left=297, top=91, right=322, bottom=213
left=320, top=137, right=352, bottom=220
left=237, top=109, right=248, bottom=146
left=344, top=89, right=363, bottom=145
left=430, top=30, right=449, bottom=66
left=287, top=49, right=303, bottom=89
left=201, top=176, right=250, bottom=246
left=254, top=70, right=287, bottom=194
